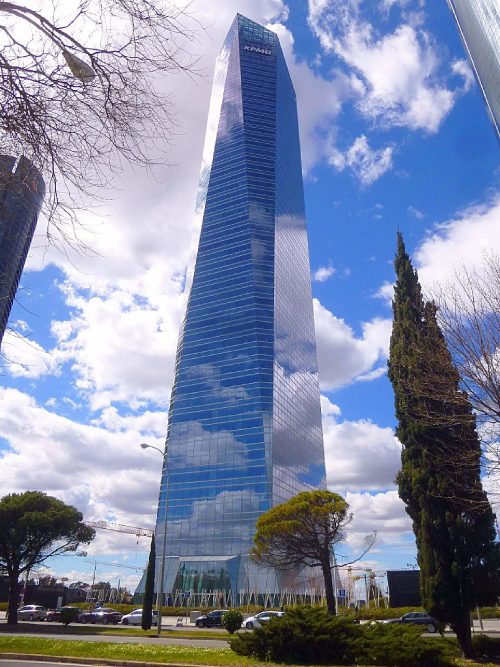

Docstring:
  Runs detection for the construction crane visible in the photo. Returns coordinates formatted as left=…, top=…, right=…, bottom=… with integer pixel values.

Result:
left=86, top=520, right=153, bottom=538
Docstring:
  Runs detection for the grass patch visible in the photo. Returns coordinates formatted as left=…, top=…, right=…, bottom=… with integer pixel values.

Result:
left=0, top=636, right=253, bottom=666
left=0, top=635, right=496, bottom=667
left=0, top=622, right=225, bottom=640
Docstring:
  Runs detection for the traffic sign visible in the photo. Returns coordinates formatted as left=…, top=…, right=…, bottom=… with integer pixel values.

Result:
left=338, top=589, right=346, bottom=598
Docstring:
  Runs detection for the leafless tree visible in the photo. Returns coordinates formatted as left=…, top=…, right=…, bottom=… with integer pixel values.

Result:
left=434, top=254, right=499, bottom=431
left=0, top=0, right=198, bottom=247
left=431, top=253, right=500, bottom=488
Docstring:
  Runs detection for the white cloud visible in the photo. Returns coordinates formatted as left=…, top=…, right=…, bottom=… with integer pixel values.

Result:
left=1, top=331, right=61, bottom=378
left=314, top=299, right=392, bottom=390
left=415, top=194, right=500, bottom=290
left=50, top=285, right=184, bottom=410
left=320, top=394, right=342, bottom=417
left=322, top=403, right=400, bottom=494
left=330, top=135, right=394, bottom=185
left=0, top=387, right=163, bottom=537
left=270, top=23, right=352, bottom=172
left=313, top=264, right=336, bottom=282
left=308, top=0, right=457, bottom=132
left=374, top=280, right=394, bottom=306
left=407, top=205, right=424, bottom=220
left=346, top=490, right=413, bottom=548
left=451, top=59, right=475, bottom=92
left=376, top=194, right=500, bottom=310
left=380, top=0, right=411, bottom=13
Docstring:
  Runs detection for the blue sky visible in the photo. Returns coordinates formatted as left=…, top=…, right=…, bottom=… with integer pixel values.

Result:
left=1, top=0, right=499, bottom=593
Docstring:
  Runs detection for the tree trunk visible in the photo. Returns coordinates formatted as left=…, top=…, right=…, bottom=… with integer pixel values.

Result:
left=321, top=560, right=336, bottom=615
left=142, top=534, right=155, bottom=631
left=451, top=612, right=474, bottom=658
left=7, top=571, right=20, bottom=625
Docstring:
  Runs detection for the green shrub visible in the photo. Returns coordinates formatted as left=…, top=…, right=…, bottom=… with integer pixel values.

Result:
left=353, top=623, right=454, bottom=667
left=471, top=606, right=500, bottom=619
left=59, top=607, right=80, bottom=626
left=471, top=634, right=500, bottom=659
left=230, top=606, right=455, bottom=667
left=230, top=606, right=362, bottom=665
left=222, top=610, right=243, bottom=634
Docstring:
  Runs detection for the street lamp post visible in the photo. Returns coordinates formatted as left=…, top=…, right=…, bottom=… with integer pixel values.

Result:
left=140, top=442, right=169, bottom=637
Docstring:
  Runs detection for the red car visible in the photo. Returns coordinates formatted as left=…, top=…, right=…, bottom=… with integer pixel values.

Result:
left=45, top=606, right=81, bottom=622
left=78, top=607, right=122, bottom=624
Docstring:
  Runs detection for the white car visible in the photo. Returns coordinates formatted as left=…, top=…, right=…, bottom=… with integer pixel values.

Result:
left=243, top=610, right=284, bottom=630
left=120, top=608, right=159, bottom=625
left=17, top=605, right=47, bottom=621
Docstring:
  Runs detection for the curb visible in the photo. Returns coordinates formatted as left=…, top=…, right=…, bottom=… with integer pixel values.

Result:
left=0, top=653, right=216, bottom=667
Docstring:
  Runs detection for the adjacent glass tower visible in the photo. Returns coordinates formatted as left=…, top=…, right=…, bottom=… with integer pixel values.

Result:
left=0, top=156, right=45, bottom=348
left=153, top=14, right=326, bottom=604
left=447, top=0, right=500, bottom=135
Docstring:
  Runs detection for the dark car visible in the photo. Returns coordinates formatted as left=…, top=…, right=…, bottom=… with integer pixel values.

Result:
left=195, top=610, right=228, bottom=628
left=45, top=606, right=81, bottom=622
left=385, top=611, right=439, bottom=633
left=79, top=607, right=122, bottom=625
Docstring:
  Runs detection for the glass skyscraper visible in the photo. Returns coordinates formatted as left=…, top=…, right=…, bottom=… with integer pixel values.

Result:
left=151, top=14, right=326, bottom=605
left=0, top=155, right=45, bottom=348
left=447, top=0, right=500, bottom=135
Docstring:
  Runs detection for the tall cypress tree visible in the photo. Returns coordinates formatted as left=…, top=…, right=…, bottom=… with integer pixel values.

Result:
left=141, top=534, right=155, bottom=631
left=388, top=233, right=499, bottom=658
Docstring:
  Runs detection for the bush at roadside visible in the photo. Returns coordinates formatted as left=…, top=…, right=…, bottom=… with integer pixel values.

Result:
left=230, top=606, right=361, bottom=665
left=59, top=607, right=80, bottom=626
left=471, top=634, right=500, bottom=659
left=353, top=622, right=453, bottom=667
left=222, top=610, right=243, bottom=634
left=230, top=605, right=454, bottom=667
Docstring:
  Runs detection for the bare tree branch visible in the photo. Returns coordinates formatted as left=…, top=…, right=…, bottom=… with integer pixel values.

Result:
left=0, top=0, right=200, bottom=247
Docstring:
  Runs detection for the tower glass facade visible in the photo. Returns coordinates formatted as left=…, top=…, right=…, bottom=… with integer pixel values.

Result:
left=447, top=0, right=500, bottom=135
left=152, top=14, right=326, bottom=604
left=0, top=156, right=45, bottom=347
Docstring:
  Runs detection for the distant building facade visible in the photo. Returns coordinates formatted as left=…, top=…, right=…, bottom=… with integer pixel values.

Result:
left=142, top=14, right=327, bottom=606
left=447, top=0, right=500, bottom=135
left=0, top=155, right=45, bottom=347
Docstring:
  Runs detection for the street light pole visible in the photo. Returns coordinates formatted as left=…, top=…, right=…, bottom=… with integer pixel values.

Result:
left=140, top=442, right=169, bottom=637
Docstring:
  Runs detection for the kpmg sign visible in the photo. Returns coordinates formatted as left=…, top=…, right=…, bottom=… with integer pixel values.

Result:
left=243, top=43, right=272, bottom=55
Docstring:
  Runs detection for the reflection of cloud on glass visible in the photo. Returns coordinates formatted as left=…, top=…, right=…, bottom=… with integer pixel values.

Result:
left=168, top=420, right=247, bottom=467
left=182, top=363, right=250, bottom=403
left=163, top=489, right=265, bottom=556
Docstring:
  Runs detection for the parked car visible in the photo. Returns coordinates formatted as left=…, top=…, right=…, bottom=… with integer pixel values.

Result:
left=17, top=605, right=47, bottom=621
left=121, top=609, right=159, bottom=626
left=384, top=611, right=439, bottom=633
left=45, top=606, right=81, bottom=622
left=195, top=610, right=228, bottom=628
left=79, top=607, right=123, bottom=624
left=243, top=610, right=285, bottom=630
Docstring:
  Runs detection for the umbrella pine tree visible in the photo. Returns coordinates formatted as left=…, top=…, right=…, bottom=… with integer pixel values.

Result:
left=388, top=233, right=499, bottom=658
